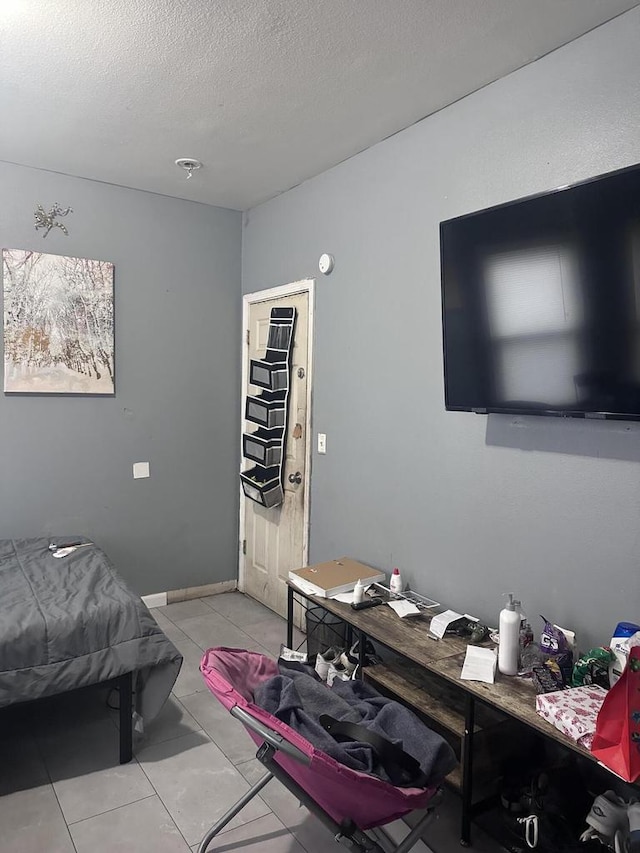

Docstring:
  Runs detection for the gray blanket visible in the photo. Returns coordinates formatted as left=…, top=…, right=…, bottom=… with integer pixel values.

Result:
left=254, top=665, right=456, bottom=786
left=0, top=538, right=182, bottom=726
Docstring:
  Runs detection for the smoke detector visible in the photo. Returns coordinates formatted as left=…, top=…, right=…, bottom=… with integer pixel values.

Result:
left=175, top=158, right=202, bottom=179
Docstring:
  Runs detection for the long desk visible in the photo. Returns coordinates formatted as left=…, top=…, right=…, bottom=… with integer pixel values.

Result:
left=286, top=583, right=602, bottom=846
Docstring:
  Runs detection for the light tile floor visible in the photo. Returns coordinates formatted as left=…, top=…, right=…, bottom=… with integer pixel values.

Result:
left=0, top=591, right=506, bottom=853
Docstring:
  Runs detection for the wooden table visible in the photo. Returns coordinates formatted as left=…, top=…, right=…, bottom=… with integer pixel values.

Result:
left=286, top=583, right=601, bottom=846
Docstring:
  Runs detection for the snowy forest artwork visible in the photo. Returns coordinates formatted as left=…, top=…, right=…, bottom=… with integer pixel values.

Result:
left=3, top=249, right=114, bottom=394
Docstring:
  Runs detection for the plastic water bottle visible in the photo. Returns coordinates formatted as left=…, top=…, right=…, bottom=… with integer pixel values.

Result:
left=389, top=567, right=403, bottom=595
left=498, top=593, right=520, bottom=676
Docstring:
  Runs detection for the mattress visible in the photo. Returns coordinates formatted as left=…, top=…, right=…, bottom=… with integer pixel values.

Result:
left=0, top=538, right=182, bottom=725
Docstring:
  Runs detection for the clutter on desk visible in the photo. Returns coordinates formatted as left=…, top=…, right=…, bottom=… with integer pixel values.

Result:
left=539, top=616, right=574, bottom=685
left=352, top=578, right=365, bottom=604
left=571, top=647, right=615, bottom=688
left=389, top=566, right=403, bottom=594
left=429, top=609, right=465, bottom=639
left=351, top=596, right=383, bottom=611
left=460, top=645, right=497, bottom=684
left=289, top=557, right=385, bottom=598
left=387, top=599, right=421, bottom=618
left=445, top=617, right=490, bottom=644
left=498, top=593, right=521, bottom=676
left=609, top=621, right=640, bottom=686
left=532, top=659, right=565, bottom=693
left=369, top=582, right=440, bottom=612
left=591, top=642, right=640, bottom=782
left=535, top=684, right=607, bottom=749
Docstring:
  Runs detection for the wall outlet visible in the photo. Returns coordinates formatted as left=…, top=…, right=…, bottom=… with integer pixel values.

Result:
left=317, top=433, right=327, bottom=454
left=133, top=462, right=150, bottom=479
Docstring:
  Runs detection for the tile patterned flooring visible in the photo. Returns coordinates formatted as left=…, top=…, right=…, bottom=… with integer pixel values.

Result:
left=0, top=592, right=505, bottom=853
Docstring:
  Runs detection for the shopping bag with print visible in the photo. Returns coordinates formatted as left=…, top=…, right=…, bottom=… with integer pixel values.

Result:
left=591, top=645, right=640, bottom=782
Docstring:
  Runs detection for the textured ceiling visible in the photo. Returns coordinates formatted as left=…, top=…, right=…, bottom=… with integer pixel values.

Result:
left=1, top=0, right=638, bottom=210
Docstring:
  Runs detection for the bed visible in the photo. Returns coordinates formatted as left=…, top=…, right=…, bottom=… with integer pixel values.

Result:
left=0, top=537, right=183, bottom=762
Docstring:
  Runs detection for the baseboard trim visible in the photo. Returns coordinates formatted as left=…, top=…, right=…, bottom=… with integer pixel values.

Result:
left=166, top=579, right=237, bottom=604
left=141, top=592, right=168, bottom=609
left=142, top=580, right=237, bottom=608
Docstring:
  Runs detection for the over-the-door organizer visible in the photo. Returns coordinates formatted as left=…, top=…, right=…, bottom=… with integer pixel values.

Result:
left=241, top=307, right=296, bottom=507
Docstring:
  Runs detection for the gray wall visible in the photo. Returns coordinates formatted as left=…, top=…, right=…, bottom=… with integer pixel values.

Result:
left=0, top=162, right=242, bottom=594
left=242, top=9, right=640, bottom=649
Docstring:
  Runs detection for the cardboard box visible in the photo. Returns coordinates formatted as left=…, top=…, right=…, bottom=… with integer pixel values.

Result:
left=535, top=684, right=607, bottom=749
left=289, top=557, right=385, bottom=598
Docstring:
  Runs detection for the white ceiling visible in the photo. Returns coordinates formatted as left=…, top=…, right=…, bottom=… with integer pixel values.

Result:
left=1, top=0, right=638, bottom=211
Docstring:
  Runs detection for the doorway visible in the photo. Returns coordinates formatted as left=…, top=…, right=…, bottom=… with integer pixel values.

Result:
left=239, top=280, right=313, bottom=626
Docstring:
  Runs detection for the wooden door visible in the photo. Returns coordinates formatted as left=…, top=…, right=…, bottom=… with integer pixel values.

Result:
left=242, top=290, right=309, bottom=622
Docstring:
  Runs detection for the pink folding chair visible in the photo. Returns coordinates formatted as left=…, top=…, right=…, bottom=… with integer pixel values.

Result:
left=198, top=647, right=445, bottom=853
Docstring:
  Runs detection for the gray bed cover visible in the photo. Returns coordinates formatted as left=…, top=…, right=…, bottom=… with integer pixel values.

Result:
left=0, top=538, right=182, bottom=725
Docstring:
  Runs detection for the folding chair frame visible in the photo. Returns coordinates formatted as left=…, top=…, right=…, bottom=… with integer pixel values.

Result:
left=197, top=706, right=441, bottom=853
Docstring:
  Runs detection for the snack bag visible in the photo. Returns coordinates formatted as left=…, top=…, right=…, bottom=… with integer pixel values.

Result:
left=540, top=617, right=573, bottom=685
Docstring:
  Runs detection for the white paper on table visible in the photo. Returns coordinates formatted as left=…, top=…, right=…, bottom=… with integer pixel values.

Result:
left=460, top=645, right=497, bottom=684
left=288, top=575, right=321, bottom=597
left=429, top=609, right=464, bottom=639
left=331, top=592, right=356, bottom=604
left=387, top=599, right=421, bottom=618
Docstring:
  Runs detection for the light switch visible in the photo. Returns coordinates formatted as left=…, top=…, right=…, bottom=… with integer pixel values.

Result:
left=133, top=462, right=150, bottom=479
left=317, top=433, right=327, bottom=454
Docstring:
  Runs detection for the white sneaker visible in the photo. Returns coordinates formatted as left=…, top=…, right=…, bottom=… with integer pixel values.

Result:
left=327, top=661, right=352, bottom=686
left=314, top=647, right=341, bottom=682
left=615, top=829, right=630, bottom=853
left=339, top=650, right=357, bottom=676
left=586, top=790, right=630, bottom=843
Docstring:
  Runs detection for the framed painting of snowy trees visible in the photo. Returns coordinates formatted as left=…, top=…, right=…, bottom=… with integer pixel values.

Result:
left=3, top=249, right=114, bottom=395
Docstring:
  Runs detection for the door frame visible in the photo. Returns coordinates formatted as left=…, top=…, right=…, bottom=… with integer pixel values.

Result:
left=238, top=279, right=315, bottom=592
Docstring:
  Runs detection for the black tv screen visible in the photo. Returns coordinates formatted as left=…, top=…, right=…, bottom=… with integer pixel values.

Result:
left=440, top=163, right=640, bottom=420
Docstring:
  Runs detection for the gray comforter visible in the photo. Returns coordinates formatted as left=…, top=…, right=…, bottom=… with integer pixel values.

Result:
left=0, top=538, right=182, bottom=726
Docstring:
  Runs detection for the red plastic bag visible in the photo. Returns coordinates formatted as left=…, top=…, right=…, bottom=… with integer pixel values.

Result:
left=591, top=645, right=640, bottom=782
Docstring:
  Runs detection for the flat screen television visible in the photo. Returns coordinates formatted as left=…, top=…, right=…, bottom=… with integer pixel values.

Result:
left=440, top=162, right=640, bottom=420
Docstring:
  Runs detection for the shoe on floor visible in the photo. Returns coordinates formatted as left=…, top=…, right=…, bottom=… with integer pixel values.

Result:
left=616, top=828, right=630, bottom=853
left=314, top=647, right=342, bottom=682
left=327, top=661, right=352, bottom=686
left=585, top=790, right=630, bottom=843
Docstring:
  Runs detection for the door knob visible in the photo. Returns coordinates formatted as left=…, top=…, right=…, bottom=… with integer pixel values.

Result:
left=288, top=471, right=302, bottom=485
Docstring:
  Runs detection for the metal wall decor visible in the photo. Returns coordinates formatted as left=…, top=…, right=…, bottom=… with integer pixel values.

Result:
left=241, top=307, right=296, bottom=508
left=34, top=203, right=73, bottom=237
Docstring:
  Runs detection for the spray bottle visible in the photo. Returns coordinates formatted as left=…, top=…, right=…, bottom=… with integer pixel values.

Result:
left=498, top=594, right=520, bottom=676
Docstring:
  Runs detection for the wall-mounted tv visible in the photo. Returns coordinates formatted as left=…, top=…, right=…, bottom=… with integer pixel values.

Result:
left=440, top=163, right=640, bottom=420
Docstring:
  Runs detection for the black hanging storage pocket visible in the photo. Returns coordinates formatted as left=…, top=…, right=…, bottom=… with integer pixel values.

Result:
left=240, top=466, right=283, bottom=508
left=245, top=390, right=287, bottom=429
left=243, top=428, right=284, bottom=467
left=249, top=356, right=289, bottom=392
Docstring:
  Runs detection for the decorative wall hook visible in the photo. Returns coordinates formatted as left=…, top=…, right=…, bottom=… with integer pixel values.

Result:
left=34, top=203, right=73, bottom=237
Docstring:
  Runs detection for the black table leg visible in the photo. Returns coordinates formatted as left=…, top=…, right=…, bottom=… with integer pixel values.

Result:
left=119, top=671, right=133, bottom=764
left=460, top=693, right=475, bottom=846
left=287, top=584, right=294, bottom=650
left=357, top=630, right=367, bottom=678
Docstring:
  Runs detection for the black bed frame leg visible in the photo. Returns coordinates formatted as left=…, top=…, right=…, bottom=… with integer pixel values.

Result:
left=119, top=671, right=133, bottom=764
